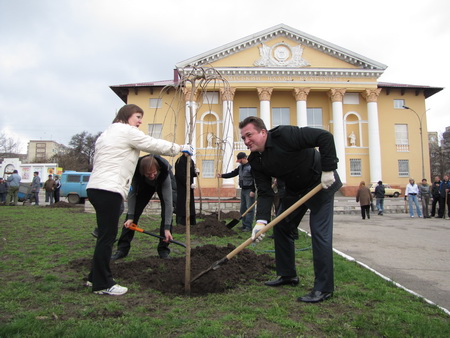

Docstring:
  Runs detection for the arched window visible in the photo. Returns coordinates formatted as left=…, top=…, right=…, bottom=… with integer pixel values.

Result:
left=344, top=112, right=363, bottom=147
left=198, top=111, right=220, bottom=149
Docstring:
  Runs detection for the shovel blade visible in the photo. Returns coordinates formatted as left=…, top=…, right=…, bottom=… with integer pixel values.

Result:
left=225, top=218, right=240, bottom=229
left=191, top=257, right=229, bottom=283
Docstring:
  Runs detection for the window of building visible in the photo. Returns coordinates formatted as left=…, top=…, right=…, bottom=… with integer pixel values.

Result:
left=349, top=159, right=362, bottom=176
left=272, top=108, right=290, bottom=127
left=343, top=93, right=360, bottom=105
left=239, top=107, right=257, bottom=121
left=307, top=108, right=323, bottom=129
left=398, top=160, right=409, bottom=177
left=395, top=124, right=409, bottom=151
left=394, top=99, right=405, bottom=109
left=149, top=98, right=162, bottom=108
left=148, top=124, right=162, bottom=138
left=202, top=160, right=214, bottom=178
left=203, top=92, right=219, bottom=104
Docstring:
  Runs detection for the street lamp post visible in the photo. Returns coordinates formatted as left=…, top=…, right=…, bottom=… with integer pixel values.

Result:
left=402, top=105, right=429, bottom=180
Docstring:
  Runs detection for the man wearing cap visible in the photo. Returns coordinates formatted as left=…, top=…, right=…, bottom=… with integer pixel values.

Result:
left=31, top=171, right=41, bottom=205
left=218, top=152, right=256, bottom=232
left=374, top=180, right=385, bottom=215
left=43, top=174, right=56, bottom=205
left=6, top=169, right=21, bottom=206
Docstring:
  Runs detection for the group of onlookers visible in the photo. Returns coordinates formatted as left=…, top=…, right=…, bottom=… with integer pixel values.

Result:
left=405, top=175, right=450, bottom=218
left=0, top=171, right=61, bottom=206
left=356, top=175, right=450, bottom=219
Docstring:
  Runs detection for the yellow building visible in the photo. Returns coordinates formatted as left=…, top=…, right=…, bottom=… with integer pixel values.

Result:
left=110, top=24, right=443, bottom=196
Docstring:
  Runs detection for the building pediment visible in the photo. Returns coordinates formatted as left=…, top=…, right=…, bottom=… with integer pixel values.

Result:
left=176, top=24, right=387, bottom=78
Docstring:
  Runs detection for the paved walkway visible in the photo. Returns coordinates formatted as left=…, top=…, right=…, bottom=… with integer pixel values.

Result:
left=299, top=212, right=450, bottom=314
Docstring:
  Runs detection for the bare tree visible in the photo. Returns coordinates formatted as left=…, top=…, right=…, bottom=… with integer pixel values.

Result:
left=0, top=132, right=22, bottom=156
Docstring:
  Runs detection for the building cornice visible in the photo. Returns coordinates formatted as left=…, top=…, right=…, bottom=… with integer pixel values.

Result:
left=176, top=23, right=387, bottom=71
left=177, top=67, right=385, bottom=78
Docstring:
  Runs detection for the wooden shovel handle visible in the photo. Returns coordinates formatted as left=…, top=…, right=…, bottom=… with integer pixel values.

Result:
left=225, top=184, right=322, bottom=261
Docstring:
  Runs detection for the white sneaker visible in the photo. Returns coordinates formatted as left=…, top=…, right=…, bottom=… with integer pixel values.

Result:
left=93, top=284, right=128, bottom=296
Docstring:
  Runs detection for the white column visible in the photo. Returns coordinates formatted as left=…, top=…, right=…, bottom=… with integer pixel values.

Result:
left=363, top=89, right=383, bottom=183
left=293, top=88, right=310, bottom=127
left=220, top=88, right=236, bottom=187
left=257, top=88, right=273, bottom=129
left=329, top=89, right=347, bottom=184
left=184, top=101, right=197, bottom=162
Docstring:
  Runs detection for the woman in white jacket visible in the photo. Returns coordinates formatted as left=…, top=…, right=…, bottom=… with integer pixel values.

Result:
left=86, top=104, right=193, bottom=296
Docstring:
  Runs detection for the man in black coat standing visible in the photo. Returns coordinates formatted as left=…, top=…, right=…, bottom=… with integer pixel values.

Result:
left=239, top=116, right=342, bottom=303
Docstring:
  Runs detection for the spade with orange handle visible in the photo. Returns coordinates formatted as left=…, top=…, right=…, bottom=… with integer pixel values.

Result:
left=128, top=224, right=186, bottom=248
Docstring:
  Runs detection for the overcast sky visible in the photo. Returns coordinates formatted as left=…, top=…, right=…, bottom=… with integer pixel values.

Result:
left=1, top=0, right=448, bottom=153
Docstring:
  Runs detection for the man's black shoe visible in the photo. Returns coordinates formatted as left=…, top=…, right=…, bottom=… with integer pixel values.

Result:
left=111, top=251, right=126, bottom=261
left=264, top=276, right=299, bottom=287
left=297, top=290, right=332, bottom=303
left=91, top=228, right=99, bottom=238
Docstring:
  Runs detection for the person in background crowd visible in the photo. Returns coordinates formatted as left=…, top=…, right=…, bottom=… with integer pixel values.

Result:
left=54, top=175, right=62, bottom=203
left=174, top=153, right=199, bottom=227
left=405, top=178, right=422, bottom=218
left=217, top=152, right=256, bottom=232
left=43, top=174, right=56, bottom=205
left=239, top=116, right=342, bottom=304
left=6, top=170, right=21, bottom=206
left=0, top=177, right=7, bottom=205
left=111, top=155, right=176, bottom=260
left=356, top=181, right=372, bottom=220
left=85, top=103, right=193, bottom=296
left=374, top=180, right=385, bottom=216
left=438, top=175, right=450, bottom=219
left=418, top=178, right=431, bottom=218
left=31, top=171, right=41, bottom=206
left=430, top=176, right=441, bottom=217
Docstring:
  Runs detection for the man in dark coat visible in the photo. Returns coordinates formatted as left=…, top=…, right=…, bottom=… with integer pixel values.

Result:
left=111, top=155, right=175, bottom=260
left=239, top=116, right=342, bottom=303
left=430, top=176, right=441, bottom=217
left=174, top=153, right=198, bottom=226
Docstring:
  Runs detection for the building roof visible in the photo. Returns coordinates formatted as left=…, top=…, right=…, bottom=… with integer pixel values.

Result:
left=378, top=82, right=443, bottom=98
left=111, top=80, right=444, bottom=103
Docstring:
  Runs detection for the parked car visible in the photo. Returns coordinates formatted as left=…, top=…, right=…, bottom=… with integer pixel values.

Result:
left=60, top=171, right=91, bottom=204
left=369, top=183, right=401, bottom=197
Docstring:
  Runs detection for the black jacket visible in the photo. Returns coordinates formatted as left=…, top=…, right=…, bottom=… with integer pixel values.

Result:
left=248, top=125, right=340, bottom=222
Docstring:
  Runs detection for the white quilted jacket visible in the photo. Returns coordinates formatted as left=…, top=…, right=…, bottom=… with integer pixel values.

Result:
left=87, top=123, right=181, bottom=199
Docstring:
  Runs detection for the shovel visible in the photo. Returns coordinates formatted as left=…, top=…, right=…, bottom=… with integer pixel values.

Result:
left=128, top=224, right=187, bottom=248
left=225, top=201, right=257, bottom=229
left=191, top=184, right=322, bottom=283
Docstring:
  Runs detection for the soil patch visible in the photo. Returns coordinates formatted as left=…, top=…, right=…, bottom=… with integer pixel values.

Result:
left=172, top=212, right=243, bottom=237
left=69, top=244, right=275, bottom=296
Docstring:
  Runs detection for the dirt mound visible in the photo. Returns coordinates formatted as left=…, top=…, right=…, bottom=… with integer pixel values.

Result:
left=69, top=244, right=275, bottom=296
left=172, top=212, right=243, bottom=237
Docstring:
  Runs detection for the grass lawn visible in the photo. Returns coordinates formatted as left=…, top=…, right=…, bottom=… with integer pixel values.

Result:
left=1, top=205, right=449, bottom=337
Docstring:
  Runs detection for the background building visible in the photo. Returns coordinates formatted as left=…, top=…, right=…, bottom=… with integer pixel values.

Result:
left=27, top=140, right=61, bottom=163
left=110, top=24, right=443, bottom=196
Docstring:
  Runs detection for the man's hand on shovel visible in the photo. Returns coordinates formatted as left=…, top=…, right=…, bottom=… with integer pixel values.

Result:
left=251, top=222, right=266, bottom=243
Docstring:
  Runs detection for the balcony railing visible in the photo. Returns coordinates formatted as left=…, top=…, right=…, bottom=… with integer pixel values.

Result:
left=396, top=144, right=409, bottom=152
